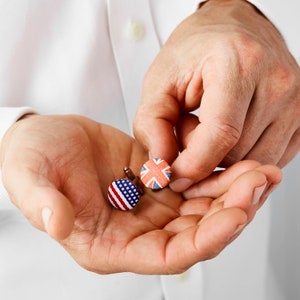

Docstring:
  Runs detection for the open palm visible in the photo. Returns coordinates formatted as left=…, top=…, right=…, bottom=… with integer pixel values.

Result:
left=0, top=115, right=281, bottom=274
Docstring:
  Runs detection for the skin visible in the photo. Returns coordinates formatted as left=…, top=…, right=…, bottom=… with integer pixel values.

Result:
left=133, top=0, right=300, bottom=192
left=0, top=114, right=281, bottom=274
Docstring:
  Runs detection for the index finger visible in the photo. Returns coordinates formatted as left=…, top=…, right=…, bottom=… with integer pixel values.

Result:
left=170, top=63, right=255, bottom=191
left=133, top=92, right=181, bottom=164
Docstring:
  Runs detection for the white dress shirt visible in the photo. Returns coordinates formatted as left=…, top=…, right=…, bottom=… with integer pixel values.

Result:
left=0, top=1, right=299, bottom=299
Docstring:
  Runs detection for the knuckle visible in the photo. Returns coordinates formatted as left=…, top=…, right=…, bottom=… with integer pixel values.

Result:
left=252, top=149, right=278, bottom=165
left=270, top=66, right=299, bottom=99
left=221, top=151, right=243, bottom=167
left=229, top=31, right=266, bottom=72
left=211, top=121, right=241, bottom=150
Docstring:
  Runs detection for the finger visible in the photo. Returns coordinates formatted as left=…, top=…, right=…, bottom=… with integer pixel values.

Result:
left=253, top=164, right=282, bottom=187
left=133, top=94, right=180, bottom=164
left=223, top=165, right=281, bottom=220
left=196, top=169, right=267, bottom=224
left=175, top=113, right=199, bottom=151
left=251, top=164, right=282, bottom=209
left=165, top=208, right=247, bottom=272
left=223, top=170, right=267, bottom=212
left=277, top=128, right=300, bottom=167
left=244, top=120, right=295, bottom=165
left=189, top=165, right=281, bottom=225
left=170, top=62, right=255, bottom=191
left=163, top=215, right=203, bottom=233
left=220, top=100, right=274, bottom=166
left=123, top=208, right=247, bottom=274
left=183, top=160, right=261, bottom=199
left=2, top=166, right=74, bottom=240
left=179, top=197, right=213, bottom=216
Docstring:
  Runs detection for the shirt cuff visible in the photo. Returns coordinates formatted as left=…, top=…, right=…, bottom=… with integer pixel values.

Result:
left=197, top=0, right=278, bottom=27
left=0, top=107, right=37, bottom=209
left=0, top=107, right=37, bottom=143
left=246, top=0, right=278, bottom=27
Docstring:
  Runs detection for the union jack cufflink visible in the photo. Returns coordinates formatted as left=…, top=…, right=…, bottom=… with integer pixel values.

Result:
left=107, top=158, right=172, bottom=211
left=140, top=158, right=172, bottom=190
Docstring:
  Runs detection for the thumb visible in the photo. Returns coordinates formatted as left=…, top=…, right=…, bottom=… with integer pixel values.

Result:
left=2, top=168, right=74, bottom=240
left=169, top=119, right=241, bottom=192
left=31, top=186, right=75, bottom=240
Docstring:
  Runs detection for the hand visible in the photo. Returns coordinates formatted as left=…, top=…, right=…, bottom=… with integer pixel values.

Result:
left=134, top=0, right=300, bottom=192
left=0, top=115, right=281, bottom=274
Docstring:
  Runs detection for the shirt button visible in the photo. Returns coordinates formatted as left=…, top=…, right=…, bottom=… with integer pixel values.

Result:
left=125, top=19, right=145, bottom=41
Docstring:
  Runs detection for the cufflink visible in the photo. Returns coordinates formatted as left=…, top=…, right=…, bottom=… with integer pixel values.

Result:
left=107, top=167, right=144, bottom=211
left=107, top=158, right=172, bottom=211
left=140, top=158, right=172, bottom=190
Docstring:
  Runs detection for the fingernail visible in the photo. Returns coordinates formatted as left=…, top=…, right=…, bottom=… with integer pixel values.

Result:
left=230, top=224, right=246, bottom=240
left=42, top=207, right=52, bottom=233
left=265, top=183, right=280, bottom=197
left=259, top=183, right=280, bottom=203
left=252, top=183, right=267, bottom=205
left=169, top=178, right=194, bottom=192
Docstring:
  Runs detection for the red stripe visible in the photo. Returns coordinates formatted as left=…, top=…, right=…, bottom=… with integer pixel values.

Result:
left=109, top=183, right=128, bottom=210
left=107, top=188, right=120, bottom=209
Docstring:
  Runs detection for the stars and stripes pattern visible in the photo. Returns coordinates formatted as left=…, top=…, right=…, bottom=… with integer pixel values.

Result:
left=140, top=158, right=172, bottom=190
left=107, top=179, right=140, bottom=211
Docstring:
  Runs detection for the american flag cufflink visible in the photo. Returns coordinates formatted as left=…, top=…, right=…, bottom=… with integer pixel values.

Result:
left=107, top=158, right=172, bottom=211
left=107, top=167, right=144, bottom=211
